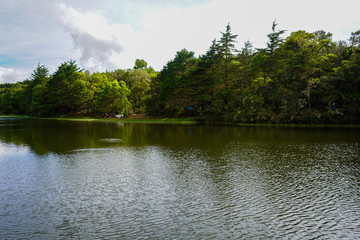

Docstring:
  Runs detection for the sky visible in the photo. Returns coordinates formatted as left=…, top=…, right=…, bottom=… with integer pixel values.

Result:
left=0, top=0, right=359, bottom=84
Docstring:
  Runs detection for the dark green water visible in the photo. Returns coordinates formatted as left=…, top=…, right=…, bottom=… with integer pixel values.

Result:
left=1, top=118, right=359, bottom=239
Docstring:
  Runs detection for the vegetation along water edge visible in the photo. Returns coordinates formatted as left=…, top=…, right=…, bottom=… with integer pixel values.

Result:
left=1, top=114, right=359, bottom=129
left=1, top=21, right=359, bottom=125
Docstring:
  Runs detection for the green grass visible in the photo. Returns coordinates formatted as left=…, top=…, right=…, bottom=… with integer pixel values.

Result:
left=120, top=117, right=196, bottom=123
left=0, top=115, right=36, bottom=119
left=1, top=115, right=359, bottom=128
left=0, top=115, right=198, bottom=124
left=52, top=116, right=198, bottom=124
left=235, top=122, right=360, bottom=128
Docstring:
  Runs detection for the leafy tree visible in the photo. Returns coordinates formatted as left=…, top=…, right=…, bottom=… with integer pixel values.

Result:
left=1, top=23, right=359, bottom=124
left=24, top=63, right=50, bottom=114
left=126, top=69, right=152, bottom=113
left=334, top=39, right=360, bottom=122
left=0, top=83, right=27, bottom=114
left=92, top=73, right=131, bottom=115
left=349, top=30, right=360, bottom=47
left=134, top=59, right=148, bottom=69
left=204, top=23, right=239, bottom=120
left=186, top=39, right=222, bottom=118
left=314, top=30, right=333, bottom=41
left=29, top=78, right=50, bottom=115
left=154, top=49, right=198, bottom=116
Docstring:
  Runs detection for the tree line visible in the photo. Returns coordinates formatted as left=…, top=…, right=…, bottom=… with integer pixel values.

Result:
left=1, top=21, right=359, bottom=123
left=0, top=59, right=155, bottom=117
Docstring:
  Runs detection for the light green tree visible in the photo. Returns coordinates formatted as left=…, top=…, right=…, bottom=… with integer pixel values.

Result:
left=127, top=69, right=151, bottom=113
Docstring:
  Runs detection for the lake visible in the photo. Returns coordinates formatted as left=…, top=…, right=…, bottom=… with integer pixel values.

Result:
left=0, top=118, right=359, bottom=239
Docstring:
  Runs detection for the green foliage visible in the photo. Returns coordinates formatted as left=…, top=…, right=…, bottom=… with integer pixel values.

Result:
left=349, top=30, right=360, bottom=47
left=219, top=23, right=238, bottom=59
left=265, top=20, right=286, bottom=53
left=126, top=69, right=151, bottom=113
left=92, top=73, right=131, bottom=115
left=0, top=60, right=138, bottom=117
left=1, top=22, right=359, bottom=124
left=0, top=83, right=27, bottom=114
left=134, top=59, right=148, bottom=69
left=29, top=78, right=50, bottom=115
left=145, top=23, right=360, bottom=124
left=152, top=49, right=198, bottom=116
left=30, top=63, right=49, bottom=86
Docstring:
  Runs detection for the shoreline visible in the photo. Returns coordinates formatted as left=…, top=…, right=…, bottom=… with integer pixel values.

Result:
left=0, top=114, right=198, bottom=125
left=1, top=114, right=359, bottom=128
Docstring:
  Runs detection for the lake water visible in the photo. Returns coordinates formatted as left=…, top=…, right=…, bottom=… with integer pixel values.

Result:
left=0, top=118, right=359, bottom=239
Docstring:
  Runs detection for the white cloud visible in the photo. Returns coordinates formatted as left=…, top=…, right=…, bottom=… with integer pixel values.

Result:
left=135, top=0, right=360, bottom=69
left=60, top=4, right=125, bottom=72
left=0, top=0, right=73, bottom=83
left=0, top=67, right=30, bottom=84
left=37, top=0, right=360, bottom=73
left=0, top=0, right=359, bottom=84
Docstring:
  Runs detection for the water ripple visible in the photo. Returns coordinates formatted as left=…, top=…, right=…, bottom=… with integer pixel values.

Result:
left=1, top=135, right=359, bottom=239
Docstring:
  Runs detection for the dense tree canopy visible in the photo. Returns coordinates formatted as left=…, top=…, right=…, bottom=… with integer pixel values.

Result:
left=1, top=22, right=359, bottom=124
left=146, top=23, right=360, bottom=124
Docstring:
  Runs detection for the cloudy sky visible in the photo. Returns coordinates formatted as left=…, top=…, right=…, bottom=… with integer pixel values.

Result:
left=0, top=0, right=359, bottom=83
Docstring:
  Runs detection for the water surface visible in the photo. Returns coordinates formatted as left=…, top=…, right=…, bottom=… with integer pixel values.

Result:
left=0, top=118, right=359, bottom=239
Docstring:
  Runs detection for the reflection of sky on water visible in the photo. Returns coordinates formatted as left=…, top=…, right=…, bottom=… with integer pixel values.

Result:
left=0, top=142, right=32, bottom=161
left=0, top=120, right=360, bottom=239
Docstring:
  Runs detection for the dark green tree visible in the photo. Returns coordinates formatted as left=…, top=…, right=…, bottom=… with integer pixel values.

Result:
left=349, top=30, right=360, bottom=47
left=218, top=23, right=238, bottom=82
left=239, top=40, right=255, bottom=64
left=46, top=60, right=84, bottom=115
left=24, top=63, right=50, bottom=114
left=151, top=49, right=198, bottom=116
left=266, top=20, right=286, bottom=53
left=30, top=63, right=49, bottom=86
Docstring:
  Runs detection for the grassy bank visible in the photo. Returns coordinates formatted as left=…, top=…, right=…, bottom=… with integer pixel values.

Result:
left=1, top=114, right=359, bottom=128
left=235, top=122, right=360, bottom=129
left=0, top=114, right=198, bottom=125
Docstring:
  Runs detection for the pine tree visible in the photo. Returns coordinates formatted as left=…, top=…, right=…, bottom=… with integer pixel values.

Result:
left=30, top=63, right=49, bottom=87
left=266, top=20, right=286, bottom=53
left=218, top=23, right=238, bottom=82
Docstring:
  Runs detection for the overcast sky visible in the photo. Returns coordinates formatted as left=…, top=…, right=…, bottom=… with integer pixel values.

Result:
left=0, top=0, right=359, bottom=83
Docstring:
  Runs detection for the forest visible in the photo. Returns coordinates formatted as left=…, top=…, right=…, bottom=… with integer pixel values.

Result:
left=1, top=21, right=359, bottom=124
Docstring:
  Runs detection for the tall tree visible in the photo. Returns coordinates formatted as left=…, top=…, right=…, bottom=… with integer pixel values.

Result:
left=209, top=23, right=239, bottom=120
left=153, top=49, right=197, bottom=116
left=24, top=63, right=50, bottom=114
left=126, top=69, right=152, bottom=113
left=240, top=40, right=254, bottom=64
left=266, top=20, right=286, bottom=53
left=30, top=63, right=49, bottom=86
left=218, top=23, right=238, bottom=82
left=46, top=60, right=83, bottom=114
left=92, top=73, right=131, bottom=115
